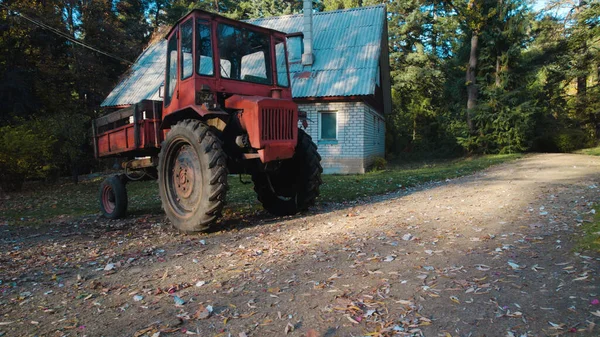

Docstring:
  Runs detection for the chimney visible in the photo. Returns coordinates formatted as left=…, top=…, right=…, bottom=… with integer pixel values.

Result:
left=302, top=0, right=314, bottom=66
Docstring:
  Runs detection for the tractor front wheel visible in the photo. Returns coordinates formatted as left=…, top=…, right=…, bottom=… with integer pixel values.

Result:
left=99, top=175, right=128, bottom=219
left=158, top=120, right=228, bottom=232
left=252, top=129, right=322, bottom=216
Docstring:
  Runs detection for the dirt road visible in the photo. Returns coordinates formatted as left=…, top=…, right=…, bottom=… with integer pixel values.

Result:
left=1, top=153, right=600, bottom=337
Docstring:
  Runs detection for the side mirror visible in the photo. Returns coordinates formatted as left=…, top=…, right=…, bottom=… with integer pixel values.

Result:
left=298, top=110, right=312, bottom=129
left=158, top=83, right=164, bottom=98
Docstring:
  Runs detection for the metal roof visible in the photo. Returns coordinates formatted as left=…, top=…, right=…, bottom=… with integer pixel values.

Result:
left=101, top=39, right=166, bottom=107
left=101, top=5, right=386, bottom=107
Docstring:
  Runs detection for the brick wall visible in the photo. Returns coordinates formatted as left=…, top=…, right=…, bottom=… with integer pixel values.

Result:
left=298, top=101, right=385, bottom=174
left=363, top=103, right=386, bottom=167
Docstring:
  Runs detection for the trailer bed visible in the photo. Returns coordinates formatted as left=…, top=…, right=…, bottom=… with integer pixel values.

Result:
left=93, top=100, right=163, bottom=158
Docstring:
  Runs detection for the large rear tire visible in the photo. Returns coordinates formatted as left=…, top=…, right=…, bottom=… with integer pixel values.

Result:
left=99, top=175, right=128, bottom=219
left=252, top=129, right=322, bottom=216
left=158, top=120, right=228, bottom=232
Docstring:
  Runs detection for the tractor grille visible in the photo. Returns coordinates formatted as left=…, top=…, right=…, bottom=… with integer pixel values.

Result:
left=261, top=108, right=295, bottom=141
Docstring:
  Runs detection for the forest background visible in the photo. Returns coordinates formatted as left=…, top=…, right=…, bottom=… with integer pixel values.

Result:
left=0, top=0, right=598, bottom=191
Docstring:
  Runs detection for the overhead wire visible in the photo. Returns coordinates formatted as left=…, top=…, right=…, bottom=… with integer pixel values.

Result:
left=0, top=3, right=134, bottom=65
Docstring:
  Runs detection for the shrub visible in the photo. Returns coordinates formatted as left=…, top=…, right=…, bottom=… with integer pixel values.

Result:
left=531, top=129, right=591, bottom=153
left=370, top=156, right=387, bottom=171
left=0, top=121, right=55, bottom=192
left=553, top=129, right=590, bottom=153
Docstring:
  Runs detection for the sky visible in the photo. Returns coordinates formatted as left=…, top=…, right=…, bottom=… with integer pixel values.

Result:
left=533, top=0, right=571, bottom=17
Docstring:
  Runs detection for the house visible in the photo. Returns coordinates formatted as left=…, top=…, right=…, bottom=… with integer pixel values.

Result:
left=101, top=3, right=391, bottom=174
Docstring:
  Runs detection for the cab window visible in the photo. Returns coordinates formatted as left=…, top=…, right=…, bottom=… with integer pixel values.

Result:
left=180, top=19, right=193, bottom=80
left=196, top=22, right=214, bottom=76
left=217, top=23, right=272, bottom=85
left=165, top=31, right=178, bottom=107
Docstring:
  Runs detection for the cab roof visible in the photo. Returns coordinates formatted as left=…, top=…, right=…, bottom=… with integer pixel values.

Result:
left=166, top=9, right=288, bottom=39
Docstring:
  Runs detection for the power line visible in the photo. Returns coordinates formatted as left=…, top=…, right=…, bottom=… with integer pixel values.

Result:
left=0, top=3, right=134, bottom=65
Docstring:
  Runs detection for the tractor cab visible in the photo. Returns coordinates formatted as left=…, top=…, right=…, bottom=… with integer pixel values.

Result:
left=162, top=10, right=297, bottom=163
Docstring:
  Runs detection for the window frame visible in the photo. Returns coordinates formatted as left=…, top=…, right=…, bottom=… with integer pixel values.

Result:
left=286, top=35, right=303, bottom=62
left=196, top=20, right=215, bottom=77
left=216, top=23, right=273, bottom=85
left=180, top=18, right=194, bottom=81
left=164, top=29, right=178, bottom=108
left=318, top=111, right=338, bottom=141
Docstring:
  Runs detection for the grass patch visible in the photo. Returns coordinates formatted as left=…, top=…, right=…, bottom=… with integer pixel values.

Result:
left=576, top=206, right=600, bottom=253
left=319, top=154, right=521, bottom=202
left=575, top=146, right=600, bottom=156
left=0, top=154, right=521, bottom=225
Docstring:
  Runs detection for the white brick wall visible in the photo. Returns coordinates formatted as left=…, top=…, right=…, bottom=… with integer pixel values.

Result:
left=298, top=101, right=385, bottom=174
left=363, top=103, right=386, bottom=166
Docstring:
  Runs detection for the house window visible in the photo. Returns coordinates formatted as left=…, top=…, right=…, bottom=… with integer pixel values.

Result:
left=287, top=36, right=303, bottom=62
left=319, top=111, right=337, bottom=140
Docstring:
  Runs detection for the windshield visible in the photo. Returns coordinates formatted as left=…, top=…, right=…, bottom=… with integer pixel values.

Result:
left=217, top=23, right=272, bottom=85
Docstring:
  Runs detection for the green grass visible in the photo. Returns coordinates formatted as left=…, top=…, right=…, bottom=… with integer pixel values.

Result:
left=318, top=154, right=521, bottom=202
left=0, top=154, right=521, bottom=225
left=574, top=146, right=600, bottom=156
left=576, top=206, right=600, bottom=253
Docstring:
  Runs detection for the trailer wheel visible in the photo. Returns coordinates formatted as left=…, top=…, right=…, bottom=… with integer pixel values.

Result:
left=252, top=129, right=322, bottom=216
left=99, top=175, right=128, bottom=219
left=158, top=120, right=228, bottom=232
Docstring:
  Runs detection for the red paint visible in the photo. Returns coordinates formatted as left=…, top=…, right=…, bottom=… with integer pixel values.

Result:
left=162, top=10, right=292, bottom=123
left=226, top=95, right=297, bottom=162
left=95, top=10, right=297, bottom=165
left=96, top=119, right=162, bottom=157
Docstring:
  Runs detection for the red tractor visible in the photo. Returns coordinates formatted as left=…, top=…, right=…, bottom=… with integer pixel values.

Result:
left=93, top=10, right=322, bottom=232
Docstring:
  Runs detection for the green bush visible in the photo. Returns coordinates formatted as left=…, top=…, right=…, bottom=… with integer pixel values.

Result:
left=0, top=121, right=56, bottom=192
left=531, top=129, right=591, bottom=153
left=553, top=129, right=590, bottom=153
left=370, top=156, right=388, bottom=171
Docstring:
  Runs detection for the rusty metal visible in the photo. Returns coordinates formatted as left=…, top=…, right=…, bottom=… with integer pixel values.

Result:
left=122, top=157, right=156, bottom=170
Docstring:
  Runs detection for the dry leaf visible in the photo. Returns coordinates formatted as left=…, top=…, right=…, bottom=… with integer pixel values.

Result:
left=306, top=329, right=319, bottom=337
left=285, top=322, right=295, bottom=334
left=475, top=264, right=491, bottom=271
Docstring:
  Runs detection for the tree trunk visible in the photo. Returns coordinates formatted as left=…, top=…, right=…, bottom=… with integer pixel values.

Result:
left=575, top=0, right=587, bottom=119
left=431, top=4, right=438, bottom=56
left=495, top=56, right=501, bottom=87
left=412, top=114, right=417, bottom=141
left=466, top=33, right=479, bottom=133
left=154, top=1, right=162, bottom=30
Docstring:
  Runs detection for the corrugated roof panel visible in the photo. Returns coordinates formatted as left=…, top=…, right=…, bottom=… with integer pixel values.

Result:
left=102, top=40, right=167, bottom=107
left=101, top=5, right=385, bottom=107
left=355, top=25, right=383, bottom=46
left=246, top=15, right=302, bottom=32
left=313, top=28, right=358, bottom=49
left=290, top=68, right=376, bottom=98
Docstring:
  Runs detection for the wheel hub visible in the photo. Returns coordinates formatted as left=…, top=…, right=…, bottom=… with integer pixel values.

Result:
left=170, top=144, right=199, bottom=210
left=102, top=185, right=115, bottom=213
left=174, top=164, right=194, bottom=199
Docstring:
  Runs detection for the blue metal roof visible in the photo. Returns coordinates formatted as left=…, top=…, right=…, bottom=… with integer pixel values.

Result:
left=101, top=5, right=386, bottom=107
left=102, top=40, right=166, bottom=107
